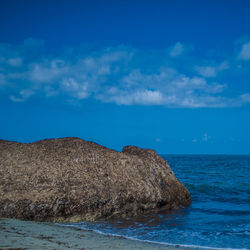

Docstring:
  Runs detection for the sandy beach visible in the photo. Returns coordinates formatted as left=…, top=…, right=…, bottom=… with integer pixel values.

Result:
left=0, top=218, right=175, bottom=249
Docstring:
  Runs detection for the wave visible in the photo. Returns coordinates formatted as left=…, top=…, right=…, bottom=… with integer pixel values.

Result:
left=58, top=223, right=249, bottom=250
left=184, top=183, right=249, bottom=198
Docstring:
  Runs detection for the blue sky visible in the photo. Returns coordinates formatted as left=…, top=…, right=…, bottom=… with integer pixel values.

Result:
left=1, top=0, right=250, bottom=154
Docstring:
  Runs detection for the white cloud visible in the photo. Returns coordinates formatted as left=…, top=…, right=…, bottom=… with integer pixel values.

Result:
left=169, top=42, right=185, bottom=57
left=238, top=42, right=250, bottom=60
left=61, top=78, right=89, bottom=100
left=103, top=89, right=163, bottom=105
left=104, top=69, right=229, bottom=107
left=240, top=93, right=250, bottom=103
left=192, top=133, right=212, bottom=143
left=8, top=58, right=23, bottom=67
left=194, top=66, right=216, bottom=77
left=0, top=39, right=249, bottom=108
left=133, top=90, right=163, bottom=105
left=202, top=133, right=211, bottom=142
left=10, top=89, right=34, bottom=102
left=44, top=86, right=58, bottom=97
left=194, top=61, right=229, bottom=78
left=28, top=60, right=68, bottom=83
left=218, top=61, right=229, bottom=71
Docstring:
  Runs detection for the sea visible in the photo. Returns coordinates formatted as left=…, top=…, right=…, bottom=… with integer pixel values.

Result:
left=63, top=155, right=250, bottom=249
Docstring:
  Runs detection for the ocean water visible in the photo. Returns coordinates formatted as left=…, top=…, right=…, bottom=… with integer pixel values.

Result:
left=64, top=155, right=250, bottom=249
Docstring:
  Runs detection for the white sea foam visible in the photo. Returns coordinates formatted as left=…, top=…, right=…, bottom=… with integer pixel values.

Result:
left=58, top=223, right=249, bottom=250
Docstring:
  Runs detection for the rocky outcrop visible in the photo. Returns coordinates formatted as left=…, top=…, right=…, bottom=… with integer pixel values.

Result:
left=0, top=137, right=191, bottom=222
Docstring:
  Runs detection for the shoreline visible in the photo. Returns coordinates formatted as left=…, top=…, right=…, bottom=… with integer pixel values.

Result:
left=0, top=218, right=175, bottom=249
left=0, top=219, right=246, bottom=250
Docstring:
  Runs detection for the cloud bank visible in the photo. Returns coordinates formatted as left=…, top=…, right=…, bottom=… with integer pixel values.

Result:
left=0, top=38, right=249, bottom=108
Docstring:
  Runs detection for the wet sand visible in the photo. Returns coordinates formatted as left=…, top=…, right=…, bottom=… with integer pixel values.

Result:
left=0, top=218, right=172, bottom=249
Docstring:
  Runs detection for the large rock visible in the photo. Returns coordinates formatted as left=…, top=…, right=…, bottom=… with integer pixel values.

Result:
left=0, top=137, right=191, bottom=222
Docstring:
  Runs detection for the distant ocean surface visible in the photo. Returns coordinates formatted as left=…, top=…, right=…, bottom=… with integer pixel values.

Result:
left=64, top=155, right=250, bottom=249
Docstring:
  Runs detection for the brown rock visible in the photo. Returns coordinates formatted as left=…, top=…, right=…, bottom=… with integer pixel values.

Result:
left=0, top=137, right=191, bottom=222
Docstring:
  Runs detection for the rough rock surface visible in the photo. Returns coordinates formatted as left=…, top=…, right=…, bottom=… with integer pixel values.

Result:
left=0, top=137, right=191, bottom=222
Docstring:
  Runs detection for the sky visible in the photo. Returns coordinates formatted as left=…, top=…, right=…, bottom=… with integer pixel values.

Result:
left=0, top=0, right=250, bottom=154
